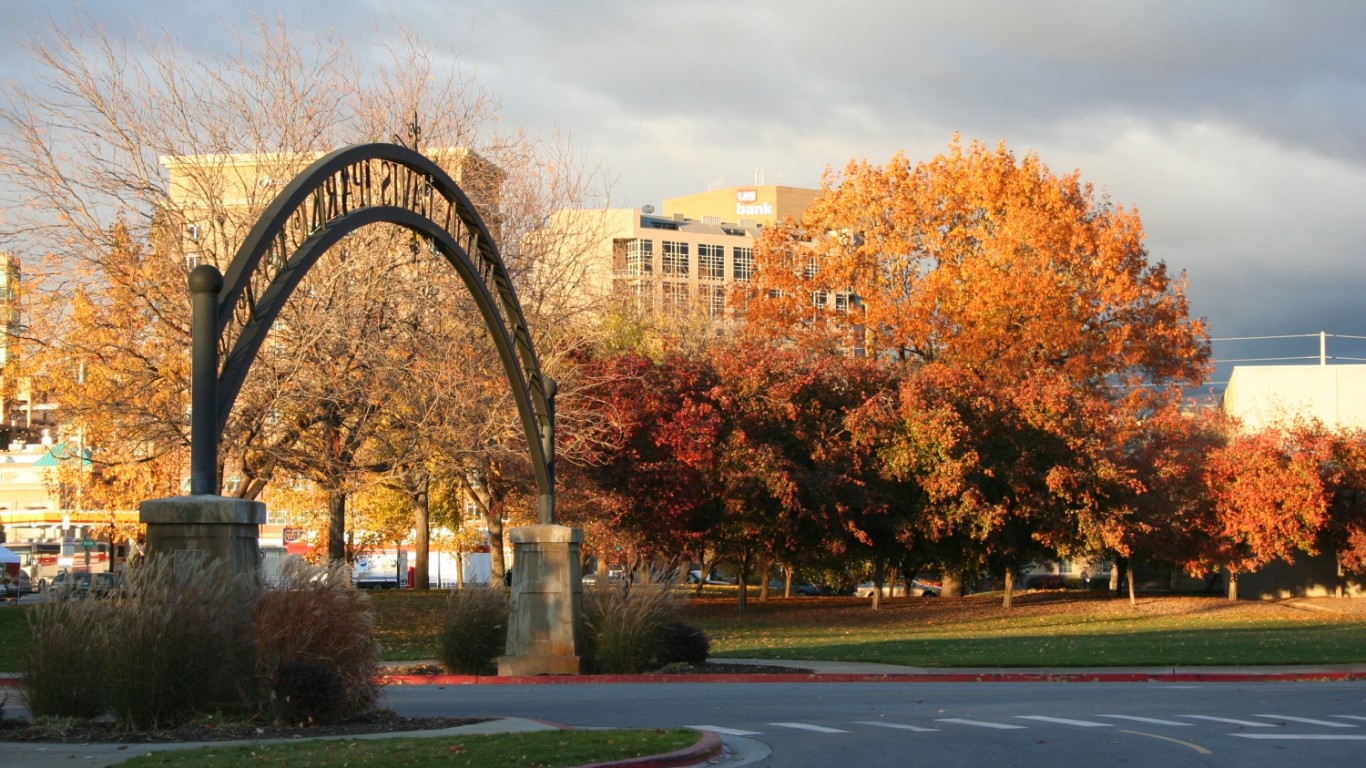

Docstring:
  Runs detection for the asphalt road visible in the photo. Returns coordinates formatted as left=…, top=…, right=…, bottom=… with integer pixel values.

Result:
left=382, top=679, right=1366, bottom=767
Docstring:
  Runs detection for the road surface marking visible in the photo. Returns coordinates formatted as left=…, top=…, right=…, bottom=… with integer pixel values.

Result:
left=1015, top=716, right=1112, bottom=727
left=770, top=722, right=850, bottom=733
left=1256, top=715, right=1357, bottom=728
left=689, top=726, right=763, bottom=736
left=855, top=721, right=939, bottom=732
left=1333, top=715, right=1366, bottom=722
left=1181, top=715, right=1276, bottom=727
left=935, top=718, right=1027, bottom=730
left=1098, top=715, right=1192, bottom=726
left=1118, top=730, right=1212, bottom=755
left=1232, top=734, right=1366, bottom=741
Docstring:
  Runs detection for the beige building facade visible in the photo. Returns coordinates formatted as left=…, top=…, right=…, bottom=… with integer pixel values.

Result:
left=1220, top=364, right=1366, bottom=598
left=160, top=148, right=503, bottom=271
left=540, top=185, right=821, bottom=333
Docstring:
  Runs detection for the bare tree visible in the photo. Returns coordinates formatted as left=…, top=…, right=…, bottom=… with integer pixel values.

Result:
left=0, top=13, right=611, bottom=563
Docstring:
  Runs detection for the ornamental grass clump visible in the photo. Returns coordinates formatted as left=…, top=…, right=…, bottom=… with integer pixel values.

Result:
left=22, top=595, right=108, bottom=720
left=583, top=575, right=703, bottom=674
left=254, top=557, right=380, bottom=724
left=437, top=585, right=509, bottom=675
left=101, top=554, right=260, bottom=730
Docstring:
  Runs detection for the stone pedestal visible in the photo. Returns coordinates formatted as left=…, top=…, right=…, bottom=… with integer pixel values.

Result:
left=139, top=495, right=266, bottom=575
left=498, top=524, right=584, bottom=676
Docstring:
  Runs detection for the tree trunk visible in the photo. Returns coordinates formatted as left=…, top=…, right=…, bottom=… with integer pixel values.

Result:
left=735, top=546, right=752, bottom=613
left=412, top=473, right=430, bottom=591
left=1227, top=571, right=1239, bottom=601
left=486, top=510, right=506, bottom=586
left=1128, top=564, right=1137, bottom=606
left=596, top=556, right=610, bottom=591
left=456, top=550, right=465, bottom=589
left=758, top=560, right=771, bottom=602
left=783, top=565, right=793, bottom=598
left=1002, top=568, right=1015, bottom=609
left=940, top=571, right=963, bottom=598
left=327, top=489, right=347, bottom=562
left=1110, top=558, right=1128, bottom=597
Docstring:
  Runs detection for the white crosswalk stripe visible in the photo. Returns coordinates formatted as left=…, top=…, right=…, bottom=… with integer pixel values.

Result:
left=1015, top=716, right=1111, bottom=727
left=1232, top=734, right=1366, bottom=741
left=1256, top=715, right=1358, bottom=728
left=935, top=718, right=1027, bottom=729
left=691, top=712, right=1365, bottom=739
left=1096, top=714, right=1191, bottom=726
left=1181, top=715, right=1277, bottom=727
left=689, top=725, right=763, bottom=736
left=770, top=722, right=850, bottom=733
left=855, top=721, right=940, bottom=732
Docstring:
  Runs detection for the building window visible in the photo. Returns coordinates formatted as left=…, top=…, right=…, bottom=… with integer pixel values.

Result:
left=804, top=257, right=819, bottom=280
left=662, top=281, right=690, bottom=314
left=733, top=247, right=753, bottom=281
left=705, top=284, right=725, bottom=317
left=627, top=239, right=653, bottom=276
left=699, top=244, right=724, bottom=280
left=834, top=292, right=851, bottom=313
left=632, top=281, right=654, bottom=313
left=812, top=290, right=827, bottom=308
left=662, top=241, right=689, bottom=275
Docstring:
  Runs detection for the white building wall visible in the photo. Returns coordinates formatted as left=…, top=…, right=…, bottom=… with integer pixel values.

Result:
left=1221, top=365, right=1366, bottom=432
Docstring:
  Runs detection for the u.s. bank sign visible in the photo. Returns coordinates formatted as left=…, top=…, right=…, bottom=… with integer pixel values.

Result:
left=736, top=188, right=772, bottom=216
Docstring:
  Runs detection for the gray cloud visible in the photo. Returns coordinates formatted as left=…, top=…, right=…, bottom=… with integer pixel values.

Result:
left=4, top=0, right=1365, bottom=374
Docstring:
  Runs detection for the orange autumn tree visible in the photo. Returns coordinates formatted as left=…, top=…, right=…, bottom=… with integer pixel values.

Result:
left=1193, top=425, right=1329, bottom=600
left=744, top=136, right=1206, bottom=392
left=745, top=137, right=1209, bottom=604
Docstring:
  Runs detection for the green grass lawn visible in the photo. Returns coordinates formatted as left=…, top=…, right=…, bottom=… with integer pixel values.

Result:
left=114, top=728, right=701, bottom=768
left=683, top=592, right=1366, bottom=667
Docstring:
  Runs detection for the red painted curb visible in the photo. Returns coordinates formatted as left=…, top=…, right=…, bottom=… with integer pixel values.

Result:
left=375, top=670, right=1366, bottom=686
left=6, top=670, right=1364, bottom=690
left=572, top=730, right=722, bottom=768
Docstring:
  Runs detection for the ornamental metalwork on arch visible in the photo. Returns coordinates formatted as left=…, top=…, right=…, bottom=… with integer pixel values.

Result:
left=192, top=142, right=556, bottom=523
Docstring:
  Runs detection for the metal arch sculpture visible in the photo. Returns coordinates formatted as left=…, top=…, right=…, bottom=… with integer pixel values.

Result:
left=188, top=142, right=556, bottom=524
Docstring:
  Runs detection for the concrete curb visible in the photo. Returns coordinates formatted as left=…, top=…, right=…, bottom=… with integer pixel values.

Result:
left=6, top=667, right=1366, bottom=689
left=375, top=669, right=1366, bottom=686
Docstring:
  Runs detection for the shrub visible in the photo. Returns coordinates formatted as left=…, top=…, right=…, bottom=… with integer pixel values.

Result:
left=272, top=659, right=347, bottom=725
left=22, top=552, right=384, bottom=730
left=102, top=554, right=261, bottom=730
left=22, top=596, right=107, bottom=719
left=437, top=585, right=508, bottom=675
left=254, top=557, right=380, bottom=724
left=583, top=578, right=689, bottom=674
left=655, top=620, right=709, bottom=666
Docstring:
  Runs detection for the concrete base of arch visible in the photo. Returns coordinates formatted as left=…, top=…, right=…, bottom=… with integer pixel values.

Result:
left=139, top=494, right=265, bottom=575
left=498, top=524, right=585, bottom=676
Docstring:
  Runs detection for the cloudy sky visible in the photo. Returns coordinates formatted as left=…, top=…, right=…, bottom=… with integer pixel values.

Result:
left=4, top=1, right=1365, bottom=388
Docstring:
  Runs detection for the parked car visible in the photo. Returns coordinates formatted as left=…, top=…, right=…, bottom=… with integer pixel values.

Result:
left=854, top=581, right=908, bottom=598
left=910, top=578, right=942, bottom=596
left=766, top=579, right=829, bottom=596
left=51, top=570, right=93, bottom=597
left=688, top=569, right=734, bottom=585
left=89, top=571, right=124, bottom=598
left=2, top=569, right=30, bottom=600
